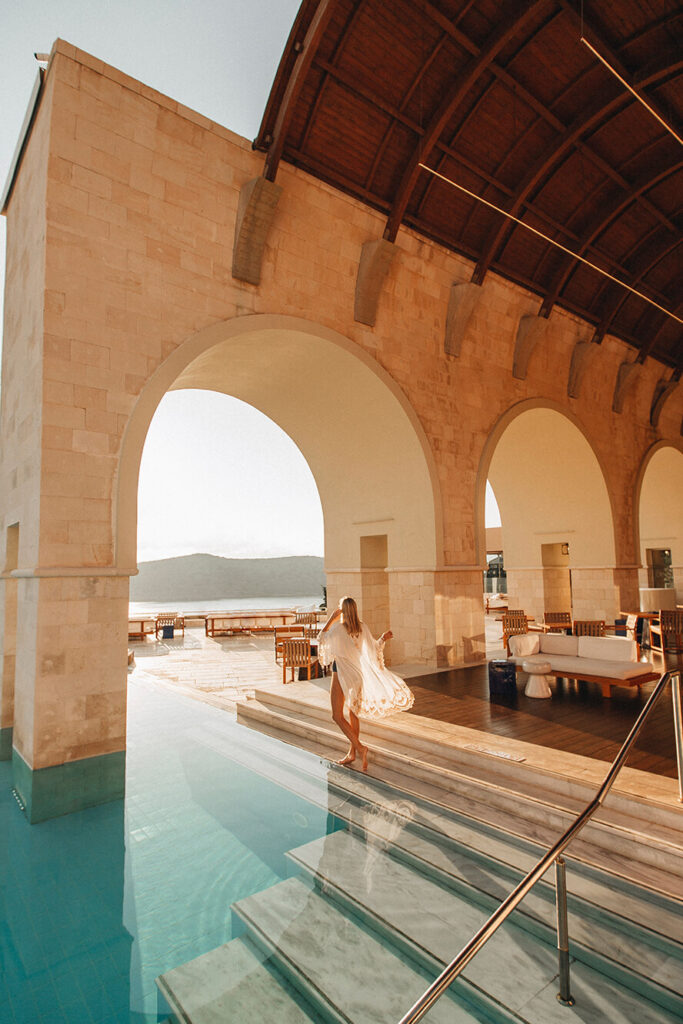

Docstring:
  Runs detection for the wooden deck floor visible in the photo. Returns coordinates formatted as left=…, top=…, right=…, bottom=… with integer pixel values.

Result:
left=407, top=658, right=681, bottom=778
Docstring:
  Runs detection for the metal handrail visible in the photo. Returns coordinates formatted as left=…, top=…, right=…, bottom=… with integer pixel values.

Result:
left=399, top=668, right=683, bottom=1024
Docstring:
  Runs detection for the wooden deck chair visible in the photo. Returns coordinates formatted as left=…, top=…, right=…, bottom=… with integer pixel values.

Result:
left=155, top=612, right=185, bottom=639
left=543, top=611, right=572, bottom=633
left=282, top=638, right=312, bottom=684
left=650, top=609, right=683, bottom=652
left=274, top=624, right=307, bottom=663
left=572, top=620, right=605, bottom=637
left=502, top=611, right=528, bottom=655
left=294, top=611, right=318, bottom=625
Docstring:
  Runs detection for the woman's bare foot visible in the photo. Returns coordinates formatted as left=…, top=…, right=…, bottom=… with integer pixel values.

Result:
left=359, top=745, right=369, bottom=772
left=337, top=747, right=356, bottom=766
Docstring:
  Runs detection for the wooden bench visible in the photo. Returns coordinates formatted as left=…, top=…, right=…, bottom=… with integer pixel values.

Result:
left=514, top=663, right=659, bottom=699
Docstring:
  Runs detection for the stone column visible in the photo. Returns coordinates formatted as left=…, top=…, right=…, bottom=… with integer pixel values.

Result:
left=0, top=576, right=17, bottom=760
left=569, top=568, right=621, bottom=623
left=326, top=567, right=485, bottom=668
left=11, top=571, right=129, bottom=822
left=504, top=568, right=545, bottom=620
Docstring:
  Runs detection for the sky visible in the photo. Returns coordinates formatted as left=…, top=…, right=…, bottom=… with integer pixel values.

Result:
left=0, top=1, right=500, bottom=563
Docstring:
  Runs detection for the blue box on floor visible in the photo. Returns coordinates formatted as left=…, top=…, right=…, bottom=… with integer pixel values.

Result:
left=162, top=626, right=174, bottom=639
left=488, top=660, right=517, bottom=701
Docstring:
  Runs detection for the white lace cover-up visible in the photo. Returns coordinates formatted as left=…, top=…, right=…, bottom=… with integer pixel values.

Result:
left=317, top=622, right=415, bottom=718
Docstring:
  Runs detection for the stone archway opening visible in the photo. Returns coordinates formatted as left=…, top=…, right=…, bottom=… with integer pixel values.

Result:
left=478, top=405, right=617, bottom=623
left=118, top=316, right=442, bottom=666
left=637, top=445, right=683, bottom=607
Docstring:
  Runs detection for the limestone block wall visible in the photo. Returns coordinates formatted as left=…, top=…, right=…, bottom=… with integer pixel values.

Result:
left=0, top=67, right=55, bottom=762
left=1, top=40, right=682, bottom=801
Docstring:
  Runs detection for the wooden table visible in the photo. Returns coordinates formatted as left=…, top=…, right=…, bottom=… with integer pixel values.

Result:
left=128, top=618, right=155, bottom=641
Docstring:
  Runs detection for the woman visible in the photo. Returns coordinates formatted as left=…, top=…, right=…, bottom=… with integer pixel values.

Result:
left=318, top=596, right=414, bottom=771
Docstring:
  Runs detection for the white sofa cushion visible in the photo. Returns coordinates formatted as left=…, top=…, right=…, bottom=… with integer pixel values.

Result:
left=508, top=633, right=540, bottom=657
left=509, top=652, right=654, bottom=680
left=540, top=634, right=578, bottom=656
left=578, top=635, right=637, bottom=662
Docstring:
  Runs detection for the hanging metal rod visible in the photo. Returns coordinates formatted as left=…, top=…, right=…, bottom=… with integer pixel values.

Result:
left=418, top=162, right=683, bottom=326
left=581, top=37, right=683, bottom=148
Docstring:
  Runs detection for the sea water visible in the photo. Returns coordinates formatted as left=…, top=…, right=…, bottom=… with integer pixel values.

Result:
left=129, top=595, right=323, bottom=615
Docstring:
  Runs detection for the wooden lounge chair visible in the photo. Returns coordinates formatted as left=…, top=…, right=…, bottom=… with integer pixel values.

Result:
left=274, top=624, right=313, bottom=663
left=502, top=610, right=528, bottom=655
left=543, top=611, right=572, bottom=633
left=155, top=612, right=185, bottom=639
left=650, top=609, right=683, bottom=652
left=573, top=620, right=606, bottom=637
left=282, top=638, right=312, bottom=683
left=294, top=611, right=319, bottom=625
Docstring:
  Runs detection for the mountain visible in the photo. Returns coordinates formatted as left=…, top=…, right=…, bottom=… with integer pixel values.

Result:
left=130, top=553, right=325, bottom=602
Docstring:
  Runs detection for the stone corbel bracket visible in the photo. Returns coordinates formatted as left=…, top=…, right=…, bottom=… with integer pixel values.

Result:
left=444, top=282, right=483, bottom=357
left=354, top=238, right=398, bottom=326
left=232, top=177, right=283, bottom=286
left=612, top=360, right=642, bottom=413
left=512, top=314, right=548, bottom=380
left=567, top=339, right=598, bottom=398
left=650, top=373, right=681, bottom=428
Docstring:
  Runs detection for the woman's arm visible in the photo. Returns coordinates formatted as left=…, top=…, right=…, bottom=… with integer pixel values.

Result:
left=319, top=606, right=342, bottom=634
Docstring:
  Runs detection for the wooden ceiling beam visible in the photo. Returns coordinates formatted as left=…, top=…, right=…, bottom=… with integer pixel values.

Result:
left=383, top=0, right=548, bottom=243
left=539, top=160, right=683, bottom=316
left=471, top=50, right=679, bottom=285
left=596, top=237, right=683, bottom=349
left=262, top=0, right=340, bottom=183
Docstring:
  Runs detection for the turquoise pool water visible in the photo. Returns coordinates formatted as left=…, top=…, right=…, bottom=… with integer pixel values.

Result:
left=0, top=679, right=344, bottom=1023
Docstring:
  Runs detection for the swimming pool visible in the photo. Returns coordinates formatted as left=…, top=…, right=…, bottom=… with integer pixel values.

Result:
left=0, top=678, right=346, bottom=1023
left=2, top=677, right=681, bottom=1024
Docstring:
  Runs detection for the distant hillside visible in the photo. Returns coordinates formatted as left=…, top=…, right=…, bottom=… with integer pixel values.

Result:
left=130, top=553, right=325, bottom=602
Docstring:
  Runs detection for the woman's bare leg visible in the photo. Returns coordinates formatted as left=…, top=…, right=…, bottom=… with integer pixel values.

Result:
left=330, top=675, right=363, bottom=765
left=348, top=708, right=368, bottom=771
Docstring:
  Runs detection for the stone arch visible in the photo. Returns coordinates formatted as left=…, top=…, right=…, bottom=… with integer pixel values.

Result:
left=635, top=441, right=683, bottom=602
left=116, top=314, right=443, bottom=658
left=475, top=399, right=617, bottom=620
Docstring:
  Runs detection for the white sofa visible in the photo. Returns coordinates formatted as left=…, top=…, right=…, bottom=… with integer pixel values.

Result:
left=508, top=632, right=659, bottom=699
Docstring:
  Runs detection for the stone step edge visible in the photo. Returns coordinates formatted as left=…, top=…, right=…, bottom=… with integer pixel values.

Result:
left=239, top=698, right=683, bottom=861
left=251, top=686, right=682, bottom=829
left=321, top=776, right=683, bottom=957
left=232, top=878, right=525, bottom=1024
left=237, top=701, right=683, bottom=898
left=234, top=702, right=683, bottom=946
left=156, top=973, right=191, bottom=1024
left=286, top=836, right=683, bottom=1020
left=237, top=706, right=683, bottom=921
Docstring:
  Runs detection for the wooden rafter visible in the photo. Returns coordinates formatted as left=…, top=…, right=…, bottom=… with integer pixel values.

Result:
left=262, top=0, right=340, bottom=183
left=471, top=51, right=680, bottom=285
left=382, top=0, right=548, bottom=243
left=539, top=160, right=683, bottom=316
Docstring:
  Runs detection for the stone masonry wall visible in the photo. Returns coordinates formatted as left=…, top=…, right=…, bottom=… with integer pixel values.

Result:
left=2, top=41, right=682, bottom=772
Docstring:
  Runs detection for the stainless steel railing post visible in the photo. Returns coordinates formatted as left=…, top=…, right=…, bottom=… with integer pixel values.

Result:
left=671, top=672, right=683, bottom=803
left=398, top=670, right=677, bottom=1024
left=555, top=856, right=574, bottom=1006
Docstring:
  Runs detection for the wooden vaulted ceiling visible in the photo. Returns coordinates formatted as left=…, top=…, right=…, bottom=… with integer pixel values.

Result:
left=255, top=0, right=683, bottom=371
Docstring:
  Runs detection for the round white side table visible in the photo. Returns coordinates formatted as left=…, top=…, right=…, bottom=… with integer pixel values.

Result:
left=522, top=659, right=553, bottom=698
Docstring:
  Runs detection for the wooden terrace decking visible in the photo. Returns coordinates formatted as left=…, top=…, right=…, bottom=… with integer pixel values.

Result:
left=407, top=661, right=679, bottom=779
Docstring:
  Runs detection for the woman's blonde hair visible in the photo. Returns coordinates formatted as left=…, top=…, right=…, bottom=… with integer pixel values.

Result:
left=339, top=596, right=362, bottom=637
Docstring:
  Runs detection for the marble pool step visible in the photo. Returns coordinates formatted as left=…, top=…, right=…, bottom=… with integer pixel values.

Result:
left=237, top=692, right=683, bottom=896
left=157, top=934, right=323, bottom=1023
left=232, top=875, right=508, bottom=1024
left=246, top=685, right=682, bottom=841
left=233, top=874, right=676, bottom=1024
left=189, top=719, right=683, bottom=967
left=287, top=829, right=683, bottom=1020
left=322, top=769, right=683, bottom=954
